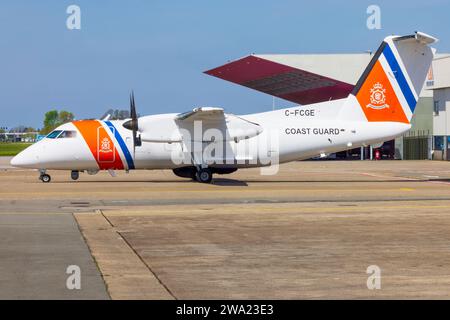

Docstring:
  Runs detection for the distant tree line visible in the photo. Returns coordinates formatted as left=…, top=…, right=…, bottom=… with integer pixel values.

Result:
left=2, top=108, right=129, bottom=141
left=1, top=110, right=75, bottom=142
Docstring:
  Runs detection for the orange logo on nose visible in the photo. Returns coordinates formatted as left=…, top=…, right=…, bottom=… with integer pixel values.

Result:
left=367, top=82, right=389, bottom=110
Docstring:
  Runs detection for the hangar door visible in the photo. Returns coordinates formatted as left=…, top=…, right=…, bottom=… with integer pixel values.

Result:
left=403, top=135, right=430, bottom=160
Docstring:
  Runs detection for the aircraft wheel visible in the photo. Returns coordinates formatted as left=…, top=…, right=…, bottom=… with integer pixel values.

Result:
left=71, top=170, right=79, bottom=181
left=40, top=174, right=51, bottom=183
left=196, top=168, right=213, bottom=184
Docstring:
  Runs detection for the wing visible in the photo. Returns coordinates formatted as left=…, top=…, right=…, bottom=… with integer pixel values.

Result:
left=176, top=107, right=262, bottom=142
left=176, top=107, right=225, bottom=121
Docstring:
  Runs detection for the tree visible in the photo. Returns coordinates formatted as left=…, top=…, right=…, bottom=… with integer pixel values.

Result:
left=23, top=127, right=37, bottom=142
left=41, top=110, right=75, bottom=134
left=42, top=110, right=59, bottom=134
left=59, top=110, right=75, bottom=124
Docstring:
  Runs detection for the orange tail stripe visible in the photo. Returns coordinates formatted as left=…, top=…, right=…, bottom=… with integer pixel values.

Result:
left=356, top=60, right=409, bottom=124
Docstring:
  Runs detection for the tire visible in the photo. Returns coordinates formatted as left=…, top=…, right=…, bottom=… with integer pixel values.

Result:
left=71, top=170, right=79, bottom=181
left=196, top=168, right=213, bottom=184
left=40, top=174, right=51, bottom=183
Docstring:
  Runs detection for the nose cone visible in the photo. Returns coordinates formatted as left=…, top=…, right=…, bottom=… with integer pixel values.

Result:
left=10, top=145, right=40, bottom=168
left=10, top=152, right=26, bottom=167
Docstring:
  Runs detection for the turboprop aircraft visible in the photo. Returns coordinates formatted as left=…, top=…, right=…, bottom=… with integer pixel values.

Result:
left=11, top=31, right=437, bottom=183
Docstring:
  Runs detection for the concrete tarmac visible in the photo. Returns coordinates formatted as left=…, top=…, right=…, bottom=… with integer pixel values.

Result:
left=0, top=213, right=108, bottom=299
left=1, top=159, right=450, bottom=299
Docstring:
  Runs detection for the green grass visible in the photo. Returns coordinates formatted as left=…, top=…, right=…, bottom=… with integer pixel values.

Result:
left=0, top=142, right=32, bottom=156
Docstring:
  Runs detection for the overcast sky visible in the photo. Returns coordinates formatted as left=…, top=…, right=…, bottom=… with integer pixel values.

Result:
left=1, top=0, right=449, bottom=129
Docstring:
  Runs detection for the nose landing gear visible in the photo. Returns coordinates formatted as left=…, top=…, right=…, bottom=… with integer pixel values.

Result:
left=39, top=170, right=51, bottom=183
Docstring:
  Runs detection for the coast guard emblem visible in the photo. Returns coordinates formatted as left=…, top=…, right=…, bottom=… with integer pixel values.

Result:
left=100, top=137, right=112, bottom=153
left=367, top=82, right=389, bottom=110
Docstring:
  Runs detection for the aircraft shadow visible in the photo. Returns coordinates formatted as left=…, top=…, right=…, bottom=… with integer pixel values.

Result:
left=52, top=179, right=249, bottom=186
left=212, top=178, right=248, bottom=186
left=239, top=179, right=428, bottom=183
left=430, top=178, right=450, bottom=183
left=49, top=178, right=448, bottom=185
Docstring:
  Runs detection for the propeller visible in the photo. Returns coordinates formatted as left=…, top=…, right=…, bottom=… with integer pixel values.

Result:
left=123, top=91, right=142, bottom=156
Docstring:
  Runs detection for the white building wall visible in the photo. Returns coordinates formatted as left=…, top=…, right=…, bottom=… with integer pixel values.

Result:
left=433, top=88, right=450, bottom=136
left=432, top=55, right=450, bottom=89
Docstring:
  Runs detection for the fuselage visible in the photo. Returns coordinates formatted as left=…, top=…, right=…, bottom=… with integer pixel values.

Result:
left=11, top=100, right=410, bottom=171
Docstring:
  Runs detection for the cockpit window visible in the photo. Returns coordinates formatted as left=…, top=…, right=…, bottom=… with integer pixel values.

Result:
left=58, top=130, right=77, bottom=138
left=46, top=130, right=62, bottom=139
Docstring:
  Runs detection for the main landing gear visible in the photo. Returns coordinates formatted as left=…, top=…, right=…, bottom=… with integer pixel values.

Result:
left=195, top=168, right=213, bottom=184
left=173, top=166, right=238, bottom=183
left=39, top=170, right=51, bottom=183
left=172, top=166, right=214, bottom=183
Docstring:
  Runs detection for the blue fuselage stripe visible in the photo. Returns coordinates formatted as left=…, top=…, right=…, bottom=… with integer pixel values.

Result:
left=382, top=45, right=417, bottom=112
left=104, top=121, right=135, bottom=170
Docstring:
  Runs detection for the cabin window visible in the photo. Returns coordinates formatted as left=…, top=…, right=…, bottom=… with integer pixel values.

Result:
left=58, top=130, right=77, bottom=138
left=46, top=130, right=62, bottom=139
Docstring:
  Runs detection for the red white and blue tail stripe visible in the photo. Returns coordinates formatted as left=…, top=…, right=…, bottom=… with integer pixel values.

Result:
left=348, top=32, right=436, bottom=124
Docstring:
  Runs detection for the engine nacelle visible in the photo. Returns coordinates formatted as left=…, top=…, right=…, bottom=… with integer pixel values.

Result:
left=173, top=166, right=196, bottom=179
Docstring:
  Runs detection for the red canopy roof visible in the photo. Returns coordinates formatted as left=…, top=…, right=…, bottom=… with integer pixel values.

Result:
left=205, top=55, right=354, bottom=105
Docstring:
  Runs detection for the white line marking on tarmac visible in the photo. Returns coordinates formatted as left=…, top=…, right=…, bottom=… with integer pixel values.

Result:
left=360, top=172, right=418, bottom=181
left=360, top=172, right=450, bottom=186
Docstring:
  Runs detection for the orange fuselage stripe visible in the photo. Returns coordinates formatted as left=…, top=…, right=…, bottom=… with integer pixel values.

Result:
left=73, top=120, right=124, bottom=170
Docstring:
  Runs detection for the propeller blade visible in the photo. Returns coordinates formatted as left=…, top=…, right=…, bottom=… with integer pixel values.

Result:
left=122, top=91, right=142, bottom=158
left=130, top=91, right=137, bottom=120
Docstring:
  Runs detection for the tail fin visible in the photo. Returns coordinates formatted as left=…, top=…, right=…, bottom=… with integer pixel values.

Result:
left=342, top=31, right=437, bottom=123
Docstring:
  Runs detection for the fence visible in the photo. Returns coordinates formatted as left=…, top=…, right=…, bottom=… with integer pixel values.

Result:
left=402, top=131, right=430, bottom=160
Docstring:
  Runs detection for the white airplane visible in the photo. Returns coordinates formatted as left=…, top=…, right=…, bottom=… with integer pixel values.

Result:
left=11, top=32, right=437, bottom=183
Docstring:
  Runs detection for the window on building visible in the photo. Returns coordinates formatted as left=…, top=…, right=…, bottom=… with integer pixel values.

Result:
left=434, top=136, right=444, bottom=151
left=434, top=100, right=439, bottom=115
left=46, top=130, right=62, bottom=139
left=58, top=130, right=77, bottom=138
